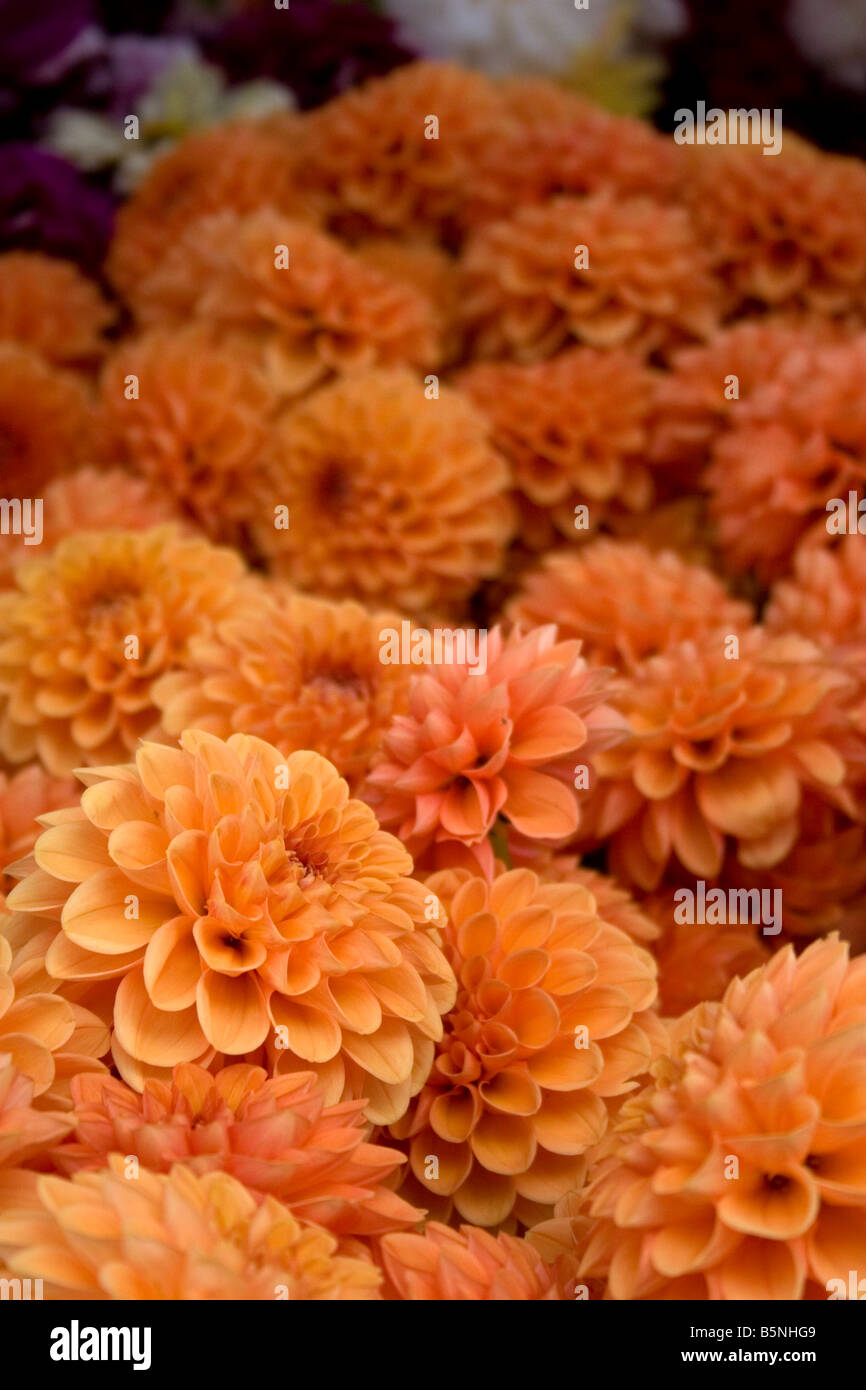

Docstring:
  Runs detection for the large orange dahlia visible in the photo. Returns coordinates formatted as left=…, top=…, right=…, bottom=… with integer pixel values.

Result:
left=0, top=1157, right=382, bottom=1299
left=364, top=624, right=624, bottom=866
left=380, top=1220, right=574, bottom=1299
left=0, top=527, right=246, bottom=775
left=0, top=344, right=95, bottom=495
left=10, top=731, right=456, bottom=1122
left=579, top=937, right=866, bottom=1300
left=0, top=253, right=113, bottom=370
left=252, top=369, right=513, bottom=613
left=55, top=1063, right=420, bottom=1236
left=153, top=588, right=411, bottom=792
left=389, top=865, right=660, bottom=1226
left=459, top=193, right=720, bottom=364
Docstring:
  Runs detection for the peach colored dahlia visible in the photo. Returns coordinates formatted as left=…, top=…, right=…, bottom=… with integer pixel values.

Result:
left=0, top=1156, right=382, bottom=1299
left=459, top=193, right=720, bottom=364
left=252, top=369, right=513, bottom=614
left=0, top=344, right=95, bottom=496
left=364, top=624, right=624, bottom=865
left=0, top=765, right=77, bottom=909
left=389, top=865, right=660, bottom=1227
left=9, top=731, right=456, bottom=1122
left=0, top=527, right=246, bottom=775
left=55, top=1063, right=420, bottom=1236
left=0, top=1057, right=72, bottom=1169
left=380, top=1220, right=574, bottom=1300
left=0, top=252, right=113, bottom=370
left=579, top=937, right=866, bottom=1300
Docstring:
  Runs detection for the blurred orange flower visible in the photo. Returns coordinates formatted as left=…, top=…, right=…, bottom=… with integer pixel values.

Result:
left=0, top=765, right=76, bottom=909
left=0, top=253, right=113, bottom=370
left=0, top=344, right=95, bottom=496
left=381, top=1220, right=574, bottom=1299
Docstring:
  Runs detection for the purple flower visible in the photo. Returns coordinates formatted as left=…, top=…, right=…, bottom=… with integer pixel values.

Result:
left=202, top=0, right=415, bottom=110
left=0, top=0, right=103, bottom=119
left=0, top=144, right=114, bottom=273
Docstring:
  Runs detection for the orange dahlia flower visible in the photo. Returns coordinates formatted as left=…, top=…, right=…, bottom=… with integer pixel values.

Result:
left=459, top=193, right=720, bottom=364
left=97, top=328, right=280, bottom=545
left=686, top=138, right=866, bottom=318
left=0, top=1156, right=382, bottom=1299
left=459, top=349, right=658, bottom=545
left=252, top=369, right=513, bottom=614
left=107, top=114, right=317, bottom=299
left=578, top=629, right=860, bottom=890
left=639, top=887, right=771, bottom=1017
left=0, top=527, right=246, bottom=775
left=389, top=865, right=659, bottom=1226
left=380, top=1220, right=574, bottom=1299
left=0, top=765, right=76, bottom=909
left=126, top=209, right=441, bottom=397
left=153, top=588, right=411, bottom=792
left=580, top=936, right=866, bottom=1300
left=55, top=1063, right=420, bottom=1236
left=0, top=1058, right=72, bottom=1168
left=10, top=731, right=456, bottom=1122
left=354, top=237, right=461, bottom=362
left=364, top=624, right=624, bottom=866
left=766, top=534, right=866, bottom=657
left=0, top=344, right=94, bottom=496
left=502, top=851, right=660, bottom=948
left=507, top=542, right=752, bottom=673
left=0, top=253, right=113, bottom=370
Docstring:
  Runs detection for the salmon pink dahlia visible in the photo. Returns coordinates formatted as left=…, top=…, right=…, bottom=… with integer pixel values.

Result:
left=364, top=624, right=624, bottom=866
left=55, top=1064, right=420, bottom=1236
left=380, top=1220, right=574, bottom=1299
left=0, top=344, right=94, bottom=496
left=0, top=1157, right=382, bottom=1299
left=0, top=527, right=246, bottom=775
left=0, top=252, right=113, bottom=370
left=390, top=866, right=660, bottom=1227
left=10, top=731, right=456, bottom=1122
left=580, top=937, right=866, bottom=1299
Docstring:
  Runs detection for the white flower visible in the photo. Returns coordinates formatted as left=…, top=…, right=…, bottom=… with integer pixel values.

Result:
left=383, top=0, right=612, bottom=77
left=787, top=0, right=866, bottom=91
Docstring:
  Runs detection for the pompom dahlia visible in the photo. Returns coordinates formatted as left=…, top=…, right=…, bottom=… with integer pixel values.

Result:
left=364, top=624, right=624, bottom=866
left=0, top=343, right=94, bottom=495
left=389, top=865, right=659, bottom=1226
left=507, top=542, right=752, bottom=673
left=55, top=1063, right=421, bottom=1237
left=10, top=731, right=456, bottom=1123
left=0, top=252, right=112, bottom=370
left=459, top=193, right=720, bottom=364
left=253, top=369, right=513, bottom=614
left=153, top=588, right=412, bottom=793
left=579, top=937, right=866, bottom=1300
left=380, top=1221, right=574, bottom=1300
left=0, top=527, right=246, bottom=775
left=96, top=328, right=280, bottom=546
left=0, top=764, right=76, bottom=909
left=0, top=1157, right=382, bottom=1299
left=578, top=629, right=860, bottom=890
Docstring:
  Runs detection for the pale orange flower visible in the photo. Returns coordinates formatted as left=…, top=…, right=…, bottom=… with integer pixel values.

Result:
left=505, top=852, right=661, bottom=948
left=389, top=865, right=660, bottom=1226
left=154, top=588, right=412, bottom=792
left=252, top=369, right=513, bottom=614
left=9, top=732, right=456, bottom=1123
left=507, top=542, right=753, bottom=673
left=0, top=1057, right=72, bottom=1169
left=0, top=527, right=246, bottom=774
left=364, top=624, right=624, bottom=866
left=0, top=344, right=95, bottom=496
left=0, top=1155, right=382, bottom=1299
left=577, top=629, right=860, bottom=890
left=0, top=765, right=77, bottom=910
left=765, top=534, right=866, bottom=660
left=380, top=1220, right=574, bottom=1299
left=579, top=937, right=866, bottom=1299
left=0, top=253, right=113, bottom=370
left=97, top=328, right=280, bottom=545
left=459, top=193, right=720, bottom=364
left=639, top=887, right=771, bottom=1017
left=55, top=1063, right=421, bottom=1236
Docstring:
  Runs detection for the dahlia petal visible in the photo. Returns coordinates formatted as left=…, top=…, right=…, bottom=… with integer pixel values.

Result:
left=144, top=917, right=201, bottom=1012
left=409, top=1134, right=473, bottom=1195
left=430, top=1088, right=483, bottom=1142
left=115, top=966, right=208, bottom=1067
left=533, top=1090, right=607, bottom=1154
left=470, top=1112, right=536, bottom=1176
left=452, top=1162, right=516, bottom=1226
left=478, top=1066, right=541, bottom=1118
left=509, top=706, right=588, bottom=763
left=696, top=759, right=800, bottom=840
left=196, top=971, right=271, bottom=1054
left=61, top=870, right=166, bottom=953
left=502, top=766, right=579, bottom=839
left=341, top=1018, right=414, bottom=1085
left=270, top=998, right=343, bottom=1063
left=33, top=820, right=110, bottom=881
left=709, top=1236, right=805, bottom=1300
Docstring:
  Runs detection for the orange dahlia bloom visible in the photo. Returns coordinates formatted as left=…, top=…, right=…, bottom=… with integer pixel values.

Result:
left=364, top=624, right=624, bottom=865
left=107, top=114, right=317, bottom=299
left=10, top=731, right=456, bottom=1122
left=459, top=349, right=658, bottom=545
left=0, top=1058, right=72, bottom=1168
left=390, top=865, right=659, bottom=1226
left=507, top=542, right=753, bottom=673
left=459, top=193, right=720, bottom=364
left=253, top=369, right=513, bottom=613
left=380, top=1220, right=574, bottom=1300
left=354, top=237, right=461, bottom=361
left=55, top=1063, right=420, bottom=1236
left=580, top=937, right=866, bottom=1300
left=153, top=588, right=411, bottom=792
left=639, top=887, right=771, bottom=1017
left=0, top=253, right=113, bottom=370
left=502, top=851, right=661, bottom=948
left=97, top=328, right=280, bottom=545
left=686, top=138, right=866, bottom=318
left=0, top=344, right=94, bottom=495
left=0, top=765, right=76, bottom=909
left=127, top=209, right=441, bottom=397
left=0, top=1156, right=382, bottom=1299
left=578, top=629, right=859, bottom=890
left=0, top=527, right=246, bottom=775
left=766, top=534, right=866, bottom=657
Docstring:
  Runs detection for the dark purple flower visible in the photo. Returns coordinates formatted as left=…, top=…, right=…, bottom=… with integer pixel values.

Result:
left=202, top=0, right=415, bottom=110
left=0, top=0, right=103, bottom=120
left=0, top=144, right=114, bottom=273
